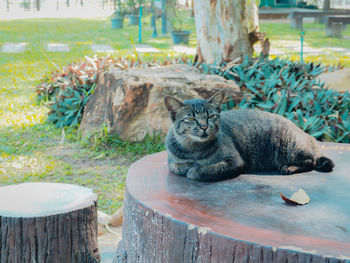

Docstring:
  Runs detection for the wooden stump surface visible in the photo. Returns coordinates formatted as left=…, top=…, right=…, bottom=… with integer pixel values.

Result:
left=0, top=182, right=100, bottom=263
left=116, top=142, right=350, bottom=263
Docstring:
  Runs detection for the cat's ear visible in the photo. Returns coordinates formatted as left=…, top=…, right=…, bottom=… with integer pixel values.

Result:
left=208, top=90, right=225, bottom=110
left=164, top=96, right=184, bottom=121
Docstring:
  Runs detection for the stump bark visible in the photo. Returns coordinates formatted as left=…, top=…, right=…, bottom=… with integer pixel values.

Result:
left=0, top=182, right=100, bottom=263
left=115, top=143, right=350, bottom=263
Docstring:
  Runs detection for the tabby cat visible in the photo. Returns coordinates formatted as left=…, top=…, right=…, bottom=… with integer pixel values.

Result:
left=164, top=90, right=334, bottom=182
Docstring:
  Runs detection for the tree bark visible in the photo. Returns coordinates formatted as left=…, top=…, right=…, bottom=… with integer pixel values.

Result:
left=246, top=0, right=259, bottom=31
left=165, top=0, right=176, bottom=32
left=323, top=0, right=331, bottom=10
left=0, top=183, right=100, bottom=263
left=193, top=0, right=255, bottom=64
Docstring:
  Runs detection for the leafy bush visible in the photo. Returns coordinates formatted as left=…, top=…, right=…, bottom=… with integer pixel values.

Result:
left=36, top=55, right=192, bottom=128
left=37, top=56, right=146, bottom=127
left=201, top=57, right=349, bottom=143
left=37, top=55, right=349, bottom=143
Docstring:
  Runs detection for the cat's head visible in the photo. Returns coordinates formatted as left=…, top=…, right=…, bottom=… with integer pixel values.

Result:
left=164, top=90, right=225, bottom=143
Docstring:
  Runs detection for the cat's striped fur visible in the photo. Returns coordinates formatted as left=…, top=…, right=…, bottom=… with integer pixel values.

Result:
left=164, top=90, right=334, bottom=182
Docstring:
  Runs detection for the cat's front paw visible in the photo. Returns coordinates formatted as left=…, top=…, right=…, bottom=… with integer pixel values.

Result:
left=169, top=163, right=182, bottom=175
left=187, top=167, right=201, bottom=181
left=169, top=162, right=194, bottom=176
left=279, top=165, right=293, bottom=175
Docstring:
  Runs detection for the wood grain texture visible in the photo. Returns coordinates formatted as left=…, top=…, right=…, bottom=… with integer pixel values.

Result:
left=115, top=143, right=350, bottom=263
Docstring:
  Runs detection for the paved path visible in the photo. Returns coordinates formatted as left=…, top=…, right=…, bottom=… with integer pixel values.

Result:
left=1, top=41, right=350, bottom=56
left=47, top=43, right=70, bottom=52
left=1, top=42, right=28, bottom=53
left=135, top=44, right=160, bottom=53
left=171, top=45, right=196, bottom=55
left=255, top=40, right=350, bottom=56
left=90, top=44, right=116, bottom=53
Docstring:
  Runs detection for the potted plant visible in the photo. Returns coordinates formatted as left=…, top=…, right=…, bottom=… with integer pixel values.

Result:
left=127, top=0, right=145, bottom=25
left=111, top=1, right=126, bottom=29
left=297, top=1, right=307, bottom=8
left=170, top=4, right=191, bottom=44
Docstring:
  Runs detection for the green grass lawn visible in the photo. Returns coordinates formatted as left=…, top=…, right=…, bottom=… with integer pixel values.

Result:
left=0, top=16, right=349, bottom=214
left=260, top=22, right=350, bottom=66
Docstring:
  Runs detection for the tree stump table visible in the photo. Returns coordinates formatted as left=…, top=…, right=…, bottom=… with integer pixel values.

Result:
left=0, top=182, right=100, bottom=263
left=115, top=143, right=350, bottom=263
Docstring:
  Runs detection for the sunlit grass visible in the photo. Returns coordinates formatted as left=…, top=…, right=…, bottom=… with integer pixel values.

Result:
left=0, top=151, right=127, bottom=212
left=260, top=21, right=350, bottom=66
left=266, top=53, right=350, bottom=67
left=0, top=97, right=47, bottom=128
left=261, top=21, right=350, bottom=48
left=0, top=153, right=56, bottom=180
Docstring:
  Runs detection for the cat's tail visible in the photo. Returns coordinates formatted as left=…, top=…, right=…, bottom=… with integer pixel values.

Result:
left=315, top=156, right=335, bottom=172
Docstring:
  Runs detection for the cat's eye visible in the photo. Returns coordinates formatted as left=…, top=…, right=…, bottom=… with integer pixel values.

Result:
left=185, top=117, right=195, bottom=121
left=208, top=115, right=217, bottom=119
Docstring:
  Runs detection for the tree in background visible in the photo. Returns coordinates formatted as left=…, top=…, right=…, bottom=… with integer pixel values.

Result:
left=193, top=0, right=261, bottom=64
left=323, top=0, right=330, bottom=9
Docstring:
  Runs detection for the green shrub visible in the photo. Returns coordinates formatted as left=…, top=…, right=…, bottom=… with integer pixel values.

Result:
left=37, top=56, right=134, bottom=127
left=201, top=57, right=349, bottom=143
left=36, top=55, right=192, bottom=128
left=37, top=55, right=349, bottom=143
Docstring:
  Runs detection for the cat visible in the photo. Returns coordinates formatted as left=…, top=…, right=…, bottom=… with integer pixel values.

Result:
left=164, top=90, right=334, bottom=182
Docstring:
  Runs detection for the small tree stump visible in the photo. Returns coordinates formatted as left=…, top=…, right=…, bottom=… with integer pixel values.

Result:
left=115, top=143, right=350, bottom=263
left=0, top=182, right=100, bottom=263
left=330, top=22, right=343, bottom=38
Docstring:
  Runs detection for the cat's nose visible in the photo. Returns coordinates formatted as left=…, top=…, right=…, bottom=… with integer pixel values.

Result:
left=200, top=124, right=208, bottom=131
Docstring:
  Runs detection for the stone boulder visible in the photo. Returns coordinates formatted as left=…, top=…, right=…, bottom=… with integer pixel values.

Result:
left=79, top=64, right=242, bottom=141
left=316, top=69, right=350, bottom=93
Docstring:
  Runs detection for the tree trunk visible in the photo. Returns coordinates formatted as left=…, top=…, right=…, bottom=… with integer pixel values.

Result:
left=193, top=0, right=255, bottom=64
left=246, top=0, right=259, bottom=31
left=36, top=0, right=40, bottom=11
left=323, top=0, right=330, bottom=10
left=0, top=183, right=100, bottom=263
left=165, top=0, right=176, bottom=32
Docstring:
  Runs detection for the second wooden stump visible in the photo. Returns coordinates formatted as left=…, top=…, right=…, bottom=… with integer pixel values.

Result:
left=0, top=182, right=100, bottom=263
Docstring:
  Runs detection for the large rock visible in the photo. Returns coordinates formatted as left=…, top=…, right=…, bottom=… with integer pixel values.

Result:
left=316, top=69, right=350, bottom=92
left=79, top=64, right=242, bottom=141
